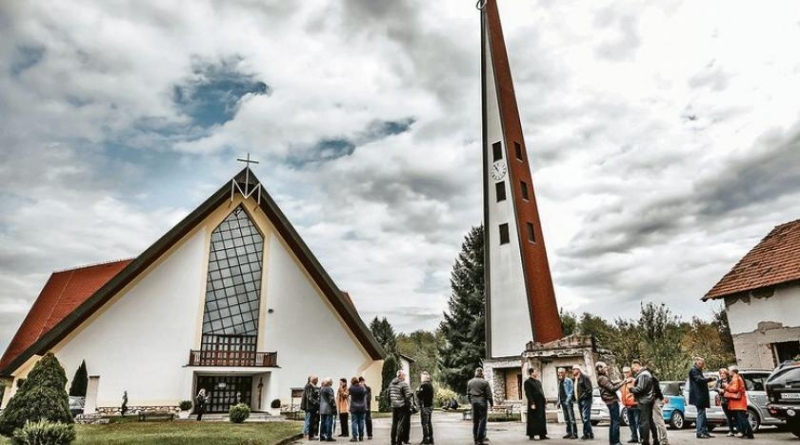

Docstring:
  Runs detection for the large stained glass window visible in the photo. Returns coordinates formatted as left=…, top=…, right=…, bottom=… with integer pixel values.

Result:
left=202, top=206, right=264, bottom=338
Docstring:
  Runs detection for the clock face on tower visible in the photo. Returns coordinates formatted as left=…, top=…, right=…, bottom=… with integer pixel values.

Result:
left=491, top=161, right=507, bottom=181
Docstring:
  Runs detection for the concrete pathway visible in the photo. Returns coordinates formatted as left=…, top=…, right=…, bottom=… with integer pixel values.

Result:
left=293, top=412, right=798, bottom=445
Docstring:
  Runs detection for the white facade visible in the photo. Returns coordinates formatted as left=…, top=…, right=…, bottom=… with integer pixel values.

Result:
left=726, top=285, right=800, bottom=335
left=2, top=192, right=383, bottom=412
left=483, top=26, right=533, bottom=359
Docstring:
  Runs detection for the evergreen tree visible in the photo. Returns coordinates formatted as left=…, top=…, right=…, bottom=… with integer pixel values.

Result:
left=0, top=353, right=73, bottom=436
left=438, top=225, right=485, bottom=394
left=370, top=316, right=397, bottom=358
left=378, top=355, right=399, bottom=412
left=68, top=361, right=88, bottom=397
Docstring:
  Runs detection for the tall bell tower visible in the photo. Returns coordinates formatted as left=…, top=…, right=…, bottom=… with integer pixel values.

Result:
left=479, top=0, right=563, bottom=360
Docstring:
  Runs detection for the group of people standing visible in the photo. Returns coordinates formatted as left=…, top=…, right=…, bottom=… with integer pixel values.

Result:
left=388, top=370, right=435, bottom=445
left=556, top=360, right=669, bottom=445
left=301, top=375, right=373, bottom=442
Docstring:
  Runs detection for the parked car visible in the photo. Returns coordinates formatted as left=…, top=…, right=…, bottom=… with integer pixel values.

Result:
left=660, top=381, right=687, bottom=429
left=69, top=396, right=85, bottom=417
left=683, top=372, right=727, bottom=430
left=738, top=369, right=784, bottom=431
left=590, top=388, right=628, bottom=426
left=766, top=361, right=800, bottom=438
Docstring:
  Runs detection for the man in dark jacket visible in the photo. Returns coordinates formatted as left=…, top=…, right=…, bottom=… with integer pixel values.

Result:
left=596, top=362, right=625, bottom=445
left=417, top=371, right=435, bottom=445
left=689, top=357, right=715, bottom=439
left=467, top=367, right=493, bottom=445
left=358, top=376, right=373, bottom=440
left=302, top=375, right=320, bottom=440
left=319, top=378, right=337, bottom=442
left=389, top=370, right=413, bottom=445
left=631, top=360, right=656, bottom=445
left=557, top=367, right=578, bottom=439
left=573, top=365, right=594, bottom=440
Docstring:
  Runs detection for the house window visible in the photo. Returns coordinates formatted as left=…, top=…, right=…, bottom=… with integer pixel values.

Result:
left=515, top=142, right=523, bottom=161
left=492, top=142, right=503, bottom=162
left=499, top=223, right=510, bottom=245
left=520, top=181, right=529, bottom=200
left=526, top=222, right=536, bottom=243
left=495, top=182, right=506, bottom=202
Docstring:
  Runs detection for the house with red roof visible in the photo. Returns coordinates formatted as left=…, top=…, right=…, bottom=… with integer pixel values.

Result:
left=0, top=168, right=385, bottom=415
left=703, top=219, right=800, bottom=369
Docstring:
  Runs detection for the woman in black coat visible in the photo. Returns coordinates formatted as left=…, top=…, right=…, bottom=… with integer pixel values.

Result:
left=525, top=367, right=549, bottom=440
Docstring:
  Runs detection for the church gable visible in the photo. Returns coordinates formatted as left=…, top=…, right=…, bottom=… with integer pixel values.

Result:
left=0, top=168, right=383, bottom=378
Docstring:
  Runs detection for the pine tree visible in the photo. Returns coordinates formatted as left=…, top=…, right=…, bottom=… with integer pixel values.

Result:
left=378, top=355, right=399, bottom=412
left=0, top=353, right=73, bottom=437
left=68, top=360, right=88, bottom=397
left=369, top=316, right=397, bottom=358
left=438, top=225, right=485, bottom=394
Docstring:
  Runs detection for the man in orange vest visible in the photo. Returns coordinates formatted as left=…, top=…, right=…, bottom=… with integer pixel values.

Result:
left=621, top=366, right=639, bottom=443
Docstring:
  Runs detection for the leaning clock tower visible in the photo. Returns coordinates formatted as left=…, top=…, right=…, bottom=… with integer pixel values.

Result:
left=479, top=0, right=563, bottom=363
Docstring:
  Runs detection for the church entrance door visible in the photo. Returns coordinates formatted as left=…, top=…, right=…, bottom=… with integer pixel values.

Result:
left=196, top=375, right=253, bottom=413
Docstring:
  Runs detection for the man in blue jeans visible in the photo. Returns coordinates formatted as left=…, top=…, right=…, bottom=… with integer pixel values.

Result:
left=689, top=357, right=715, bottom=439
left=573, top=364, right=594, bottom=440
left=556, top=367, right=578, bottom=439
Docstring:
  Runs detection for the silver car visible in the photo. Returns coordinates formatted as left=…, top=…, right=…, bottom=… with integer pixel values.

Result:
left=739, top=369, right=784, bottom=431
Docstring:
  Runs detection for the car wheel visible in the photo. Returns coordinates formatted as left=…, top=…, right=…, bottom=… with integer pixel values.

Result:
left=669, top=411, right=684, bottom=430
left=621, top=408, right=629, bottom=426
left=591, top=420, right=600, bottom=426
left=746, top=409, right=760, bottom=432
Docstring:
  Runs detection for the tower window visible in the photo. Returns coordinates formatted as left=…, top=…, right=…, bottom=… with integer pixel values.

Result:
left=495, top=181, right=506, bottom=202
left=515, top=142, right=523, bottom=161
left=520, top=181, right=529, bottom=200
left=492, top=142, right=503, bottom=162
left=499, top=223, right=510, bottom=245
left=526, top=222, right=536, bottom=243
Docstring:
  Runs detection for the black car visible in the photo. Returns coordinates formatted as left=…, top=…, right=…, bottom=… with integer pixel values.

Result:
left=765, top=361, right=800, bottom=438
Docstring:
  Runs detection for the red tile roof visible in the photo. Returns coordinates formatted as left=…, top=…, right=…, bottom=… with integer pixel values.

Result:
left=0, top=260, right=131, bottom=372
left=704, top=219, right=800, bottom=300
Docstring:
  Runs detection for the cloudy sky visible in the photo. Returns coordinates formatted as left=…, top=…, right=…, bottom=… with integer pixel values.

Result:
left=2, top=0, right=800, bottom=355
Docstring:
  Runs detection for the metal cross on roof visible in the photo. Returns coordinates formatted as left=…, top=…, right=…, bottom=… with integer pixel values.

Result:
left=231, top=153, right=262, bottom=205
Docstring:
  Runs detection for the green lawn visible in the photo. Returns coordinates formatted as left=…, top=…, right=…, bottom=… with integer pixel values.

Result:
left=0, top=420, right=301, bottom=445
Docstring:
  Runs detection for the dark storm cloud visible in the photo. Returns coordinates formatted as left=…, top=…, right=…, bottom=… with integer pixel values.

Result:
left=562, top=123, right=800, bottom=259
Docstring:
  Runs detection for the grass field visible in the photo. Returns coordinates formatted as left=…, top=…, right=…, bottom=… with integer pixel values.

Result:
left=0, top=420, right=302, bottom=445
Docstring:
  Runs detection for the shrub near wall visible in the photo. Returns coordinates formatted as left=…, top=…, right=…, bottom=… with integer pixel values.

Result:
left=0, top=353, right=73, bottom=437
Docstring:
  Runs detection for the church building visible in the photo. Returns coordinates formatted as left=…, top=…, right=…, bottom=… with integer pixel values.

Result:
left=0, top=168, right=385, bottom=414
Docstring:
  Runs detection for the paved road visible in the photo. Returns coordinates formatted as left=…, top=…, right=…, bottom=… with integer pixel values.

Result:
left=294, top=412, right=798, bottom=444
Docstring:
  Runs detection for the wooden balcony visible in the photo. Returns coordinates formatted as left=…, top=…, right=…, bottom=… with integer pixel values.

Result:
left=188, top=350, right=277, bottom=367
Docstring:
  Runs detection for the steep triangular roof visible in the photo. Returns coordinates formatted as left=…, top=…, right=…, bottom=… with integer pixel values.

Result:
left=703, top=218, right=800, bottom=301
left=0, top=169, right=385, bottom=376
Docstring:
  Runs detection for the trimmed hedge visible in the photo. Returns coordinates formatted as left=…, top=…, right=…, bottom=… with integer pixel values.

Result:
left=229, top=403, right=250, bottom=423
left=0, top=353, right=73, bottom=437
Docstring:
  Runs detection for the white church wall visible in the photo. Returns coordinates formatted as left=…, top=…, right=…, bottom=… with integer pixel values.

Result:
left=725, top=285, right=800, bottom=335
left=53, top=229, right=207, bottom=408
left=260, top=231, right=375, bottom=405
left=484, top=27, right=533, bottom=359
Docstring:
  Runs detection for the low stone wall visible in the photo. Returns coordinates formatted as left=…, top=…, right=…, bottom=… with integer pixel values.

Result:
left=96, top=405, right=180, bottom=416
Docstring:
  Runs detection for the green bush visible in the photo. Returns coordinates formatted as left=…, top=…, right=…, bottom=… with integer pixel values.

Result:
left=229, top=403, right=251, bottom=423
left=0, top=353, right=73, bottom=437
left=179, top=400, right=193, bottom=411
left=379, top=355, right=399, bottom=412
left=270, top=399, right=281, bottom=409
left=68, top=361, right=87, bottom=398
left=433, top=386, right=457, bottom=408
left=11, top=419, right=76, bottom=445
